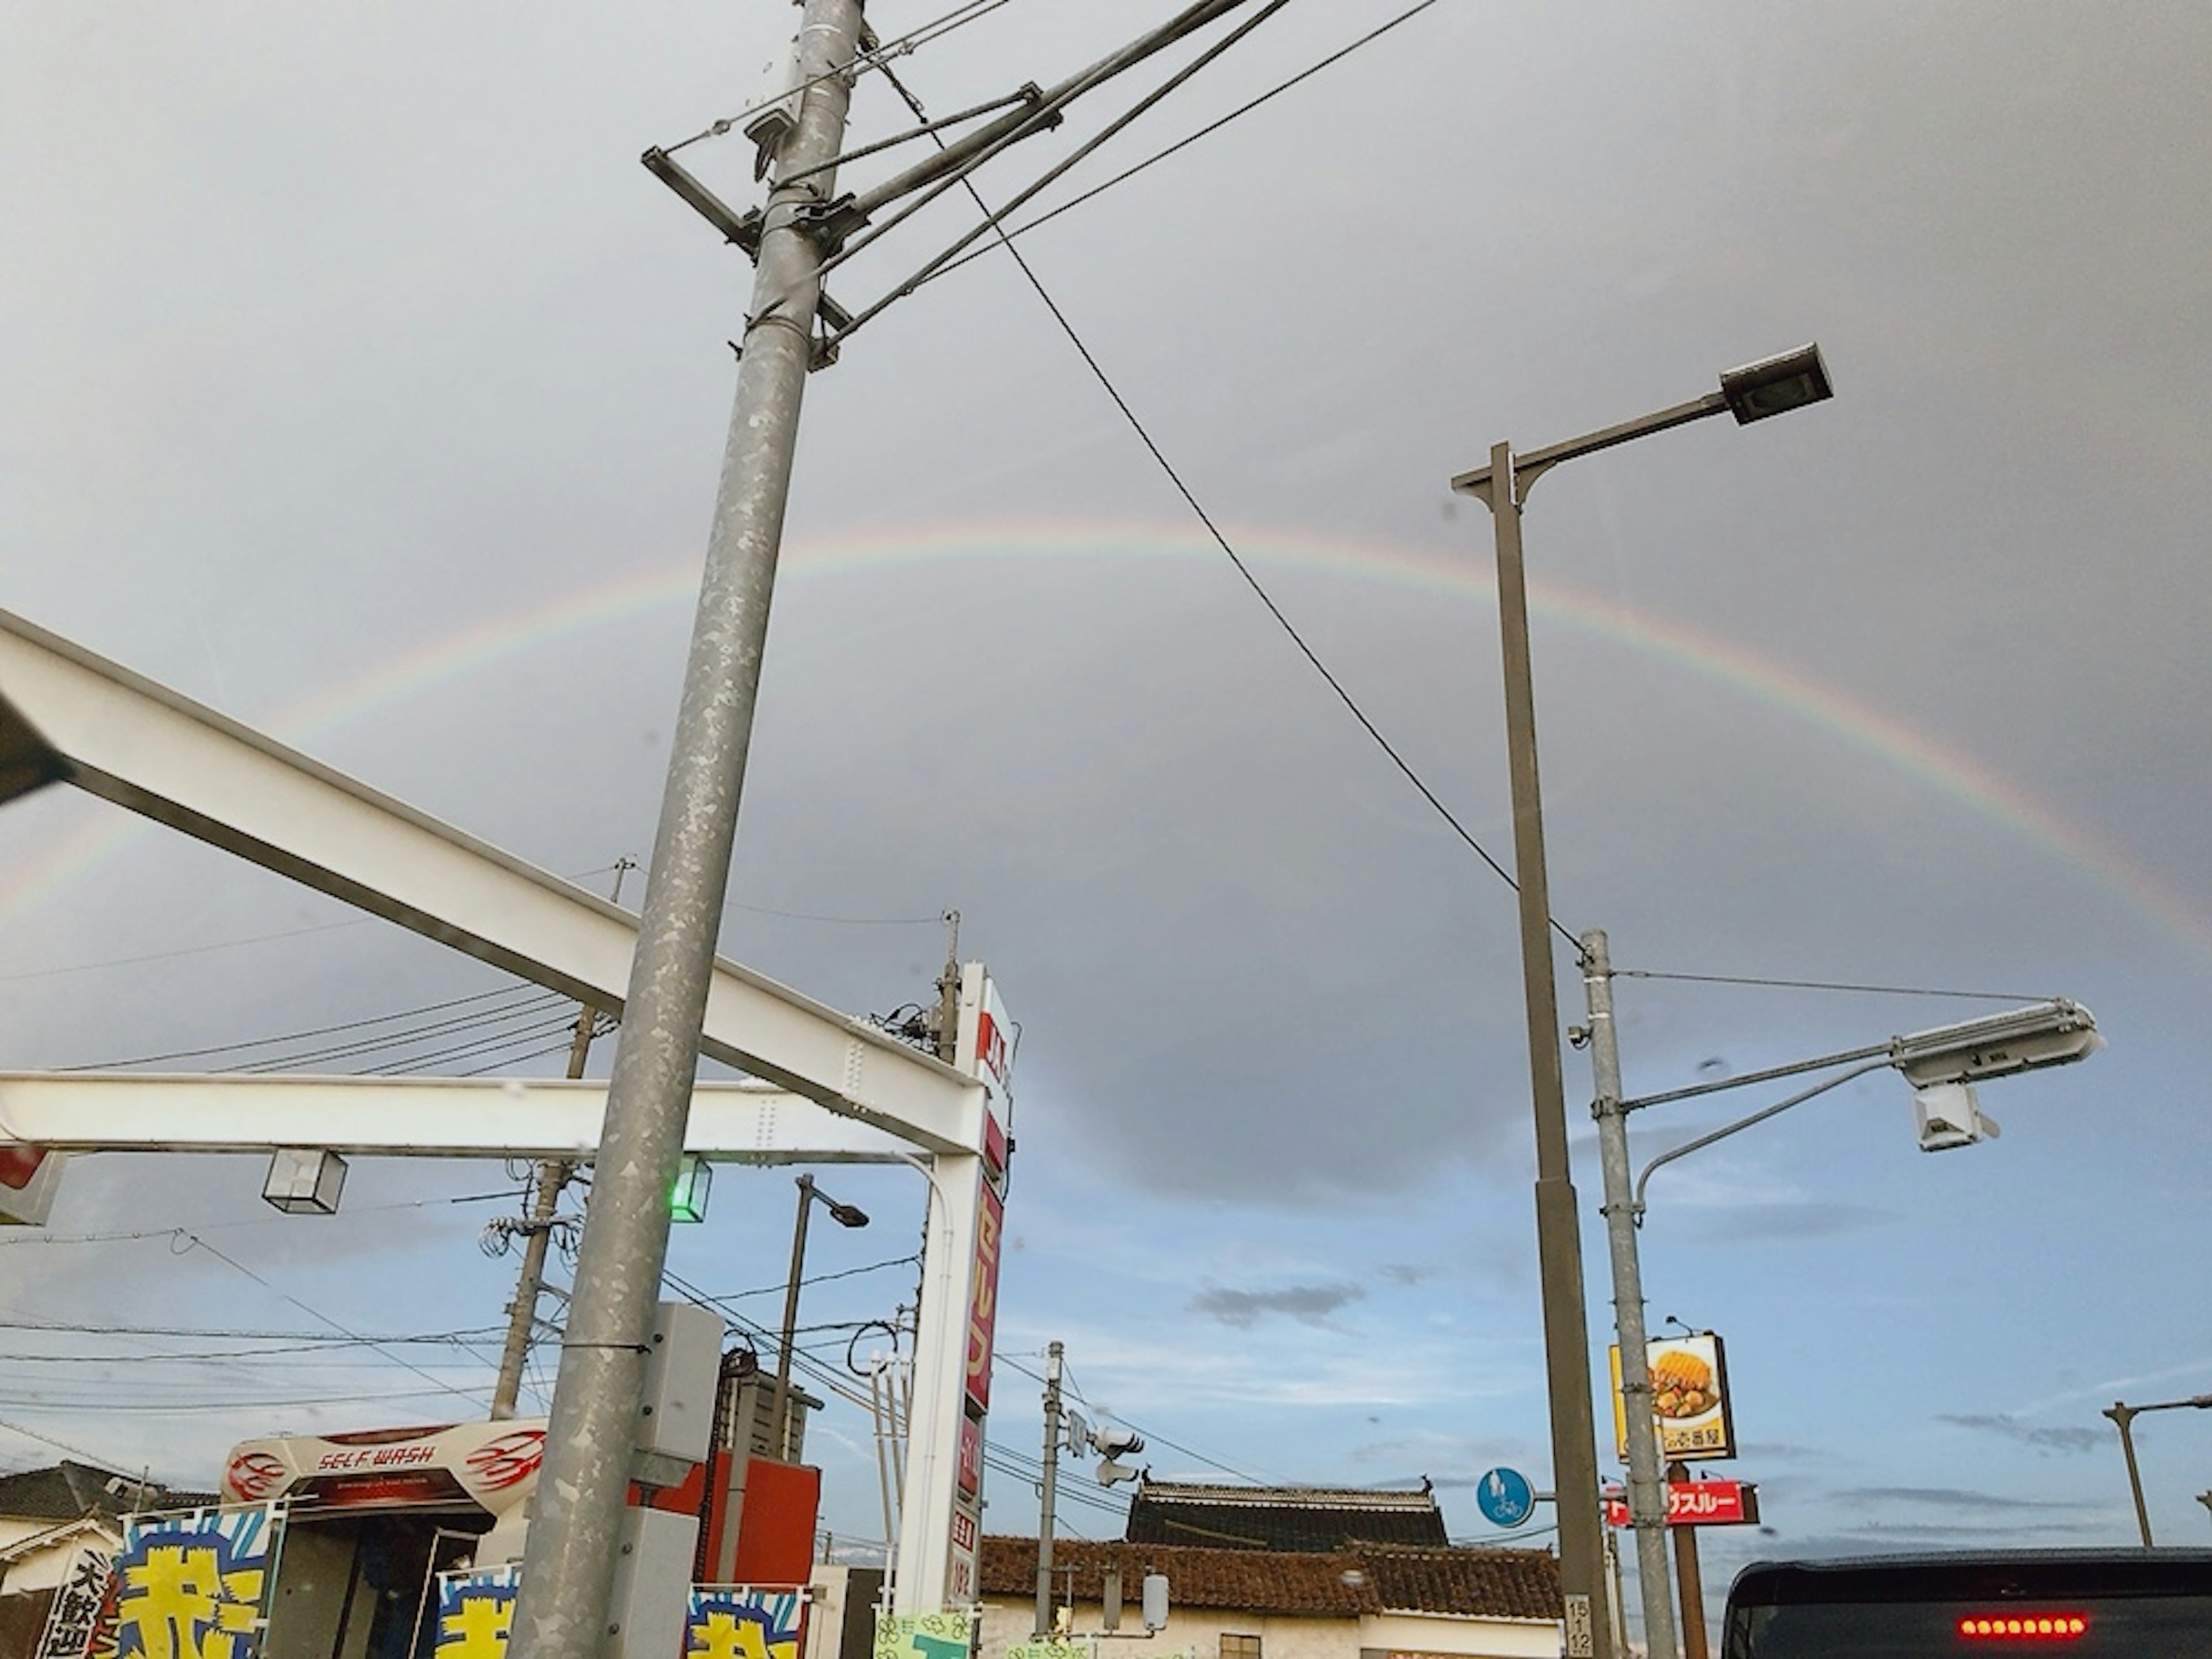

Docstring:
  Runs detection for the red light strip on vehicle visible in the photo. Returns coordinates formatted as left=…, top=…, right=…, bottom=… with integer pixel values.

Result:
left=1957, top=1615, right=2089, bottom=1641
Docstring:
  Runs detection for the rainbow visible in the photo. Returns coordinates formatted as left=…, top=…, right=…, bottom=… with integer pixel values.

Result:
left=2, top=519, right=2202, bottom=964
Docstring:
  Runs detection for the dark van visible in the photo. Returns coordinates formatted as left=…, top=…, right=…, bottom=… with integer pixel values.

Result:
left=1721, top=1549, right=2212, bottom=1658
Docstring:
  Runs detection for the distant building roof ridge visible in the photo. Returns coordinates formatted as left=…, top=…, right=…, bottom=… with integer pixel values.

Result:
left=1135, top=1480, right=1439, bottom=1510
left=1124, top=1479, right=1448, bottom=1553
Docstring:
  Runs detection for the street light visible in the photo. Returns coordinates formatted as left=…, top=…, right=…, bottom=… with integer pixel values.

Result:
left=1585, top=965, right=2100, bottom=1656
left=1450, top=345, right=1832, bottom=1659
left=2102, top=1394, right=2212, bottom=1546
left=772, top=1173, right=869, bottom=1459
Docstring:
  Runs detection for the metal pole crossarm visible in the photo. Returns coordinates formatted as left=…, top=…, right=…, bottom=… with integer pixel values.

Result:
left=1450, top=346, right=1831, bottom=504
left=642, top=146, right=764, bottom=255
left=1451, top=394, right=1729, bottom=504
left=0, top=1073, right=918, bottom=1161
left=1620, top=1040, right=1894, bottom=1113
left=783, top=86, right=1049, bottom=191
left=812, top=84, right=1062, bottom=248
left=1632, top=1061, right=1891, bottom=1213
left=1622, top=999, right=2099, bottom=1113
left=0, top=608, right=988, bottom=1158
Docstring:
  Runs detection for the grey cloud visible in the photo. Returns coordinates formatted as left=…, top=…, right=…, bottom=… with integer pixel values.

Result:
left=1189, top=1282, right=1366, bottom=1328
left=1661, top=1202, right=1893, bottom=1245
left=1829, top=1486, right=2078, bottom=1514
left=1936, top=1414, right=2108, bottom=1457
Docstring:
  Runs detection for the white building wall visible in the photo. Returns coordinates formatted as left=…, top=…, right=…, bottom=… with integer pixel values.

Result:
left=1359, top=1608, right=1559, bottom=1659
left=976, top=1600, right=1558, bottom=1659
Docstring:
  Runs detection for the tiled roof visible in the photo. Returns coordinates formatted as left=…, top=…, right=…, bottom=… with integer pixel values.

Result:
left=1124, top=1482, right=1449, bottom=1553
left=0, top=1462, right=214, bottom=1522
left=977, top=1536, right=1558, bottom=1623
left=1353, top=1542, right=1563, bottom=1624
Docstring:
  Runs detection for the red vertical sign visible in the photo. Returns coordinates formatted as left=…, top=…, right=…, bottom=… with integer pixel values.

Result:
left=964, top=1177, right=1004, bottom=1414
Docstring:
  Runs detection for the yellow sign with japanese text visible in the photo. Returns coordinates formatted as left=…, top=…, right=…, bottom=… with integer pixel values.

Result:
left=1610, top=1332, right=1735, bottom=1463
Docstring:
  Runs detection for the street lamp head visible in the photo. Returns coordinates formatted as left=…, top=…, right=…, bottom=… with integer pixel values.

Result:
left=1718, top=343, right=1833, bottom=425
left=825, top=1199, right=870, bottom=1229
left=1891, top=999, right=2103, bottom=1088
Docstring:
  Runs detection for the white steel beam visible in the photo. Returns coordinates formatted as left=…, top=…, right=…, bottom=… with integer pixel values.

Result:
left=0, top=609, right=984, bottom=1156
left=0, top=1074, right=915, bottom=1161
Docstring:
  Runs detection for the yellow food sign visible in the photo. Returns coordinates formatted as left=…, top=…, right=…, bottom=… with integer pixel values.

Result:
left=1610, top=1332, right=1734, bottom=1463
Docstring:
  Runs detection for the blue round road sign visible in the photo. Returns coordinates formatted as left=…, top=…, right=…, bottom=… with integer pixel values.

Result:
left=1475, top=1465, right=1535, bottom=1528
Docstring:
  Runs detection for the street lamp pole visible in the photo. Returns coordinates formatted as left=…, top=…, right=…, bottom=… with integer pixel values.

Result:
left=2102, top=1395, right=2212, bottom=1546
left=1452, top=344, right=1834, bottom=1659
left=1584, top=930, right=1675, bottom=1653
left=772, top=1175, right=870, bottom=1459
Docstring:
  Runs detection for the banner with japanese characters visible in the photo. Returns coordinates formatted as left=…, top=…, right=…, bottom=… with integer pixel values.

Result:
left=874, top=1610, right=975, bottom=1659
left=432, top=1563, right=521, bottom=1659
left=684, top=1586, right=805, bottom=1659
left=33, top=1541, right=116, bottom=1659
left=111, top=1503, right=280, bottom=1659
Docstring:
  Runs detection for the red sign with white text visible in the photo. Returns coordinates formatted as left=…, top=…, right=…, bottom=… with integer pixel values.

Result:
left=1604, top=1479, right=1755, bottom=1528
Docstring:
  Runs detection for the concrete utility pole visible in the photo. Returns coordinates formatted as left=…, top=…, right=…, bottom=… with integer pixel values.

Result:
left=1469, top=438, right=1611, bottom=1659
left=1034, top=1340, right=1064, bottom=1638
left=491, top=862, right=632, bottom=1421
left=488, top=1154, right=575, bottom=1420
left=505, top=3, right=866, bottom=1655
left=1667, top=1463, right=1709, bottom=1659
left=1585, top=930, right=1677, bottom=1659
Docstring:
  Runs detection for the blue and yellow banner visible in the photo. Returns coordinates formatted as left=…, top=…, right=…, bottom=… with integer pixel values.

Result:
left=431, top=1564, right=521, bottom=1659
left=684, top=1586, right=805, bottom=1659
left=110, top=1504, right=279, bottom=1659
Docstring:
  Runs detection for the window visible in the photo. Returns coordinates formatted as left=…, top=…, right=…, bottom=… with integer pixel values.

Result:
left=1219, top=1635, right=1262, bottom=1659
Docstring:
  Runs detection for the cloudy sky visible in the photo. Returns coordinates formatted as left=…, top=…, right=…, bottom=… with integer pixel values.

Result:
left=3, top=0, right=2210, bottom=1632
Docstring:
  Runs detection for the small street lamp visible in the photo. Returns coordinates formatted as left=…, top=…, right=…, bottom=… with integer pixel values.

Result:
left=2102, top=1394, right=2212, bottom=1545
left=772, top=1173, right=869, bottom=1458
left=1450, top=344, right=1832, bottom=1659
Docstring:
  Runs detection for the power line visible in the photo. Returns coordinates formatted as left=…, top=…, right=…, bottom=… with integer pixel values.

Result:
left=662, top=0, right=1032, bottom=156
left=883, top=43, right=1558, bottom=944
left=0, top=1189, right=525, bottom=1249
left=64, top=984, right=562, bottom=1071
left=179, top=1231, right=496, bottom=1409
left=919, top=0, right=1447, bottom=290
left=1615, top=968, right=2050, bottom=1003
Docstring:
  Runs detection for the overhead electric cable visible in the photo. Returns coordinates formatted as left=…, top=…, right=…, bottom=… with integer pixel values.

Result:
left=921, top=0, right=1446, bottom=289
left=180, top=1231, right=496, bottom=1407
left=662, top=0, right=1030, bottom=156
left=0, top=1190, right=525, bottom=1249
left=1614, top=968, right=2050, bottom=1003
left=65, top=984, right=560, bottom=1071
left=880, top=40, right=1563, bottom=944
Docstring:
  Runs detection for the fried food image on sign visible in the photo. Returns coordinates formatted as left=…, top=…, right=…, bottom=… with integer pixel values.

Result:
left=1650, top=1349, right=1715, bottom=1419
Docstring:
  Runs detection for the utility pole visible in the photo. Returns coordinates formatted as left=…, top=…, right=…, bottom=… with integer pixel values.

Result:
left=504, top=4, right=866, bottom=1656
left=1668, top=1464, right=1709, bottom=1659
left=1584, top=929, right=1678, bottom=1659
left=1034, top=1341, right=1064, bottom=1638
left=491, top=861, right=631, bottom=1421
left=1471, top=440, right=1611, bottom=1659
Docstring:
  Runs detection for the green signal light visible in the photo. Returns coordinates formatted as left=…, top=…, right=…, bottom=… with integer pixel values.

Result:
left=670, top=1155, right=712, bottom=1224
